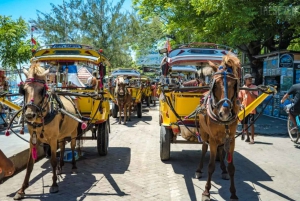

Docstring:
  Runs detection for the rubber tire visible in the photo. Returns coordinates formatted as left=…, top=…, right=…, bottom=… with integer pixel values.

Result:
left=112, top=103, right=118, bottom=118
left=287, top=116, right=300, bottom=143
left=97, top=122, right=109, bottom=156
left=137, top=103, right=142, bottom=118
left=160, top=125, right=171, bottom=161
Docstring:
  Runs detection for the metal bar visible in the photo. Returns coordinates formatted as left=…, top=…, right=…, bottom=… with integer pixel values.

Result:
left=238, top=86, right=276, bottom=120
left=59, top=108, right=83, bottom=123
left=171, top=140, right=203, bottom=144
left=0, top=97, right=22, bottom=111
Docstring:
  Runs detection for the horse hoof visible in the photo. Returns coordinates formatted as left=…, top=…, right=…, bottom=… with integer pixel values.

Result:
left=118, top=122, right=121, bottom=124
left=13, top=192, right=25, bottom=200
left=195, top=172, right=202, bottom=179
left=202, top=195, right=210, bottom=201
left=50, top=186, right=59, bottom=193
left=71, top=169, right=77, bottom=174
left=123, top=122, right=126, bottom=125
left=230, top=195, right=239, bottom=201
left=222, top=173, right=230, bottom=180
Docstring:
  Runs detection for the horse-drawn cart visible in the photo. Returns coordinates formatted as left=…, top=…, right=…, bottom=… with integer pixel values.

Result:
left=110, top=68, right=143, bottom=118
left=29, top=43, right=112, bottom=156
left=158, top=43, right=277, bottom=161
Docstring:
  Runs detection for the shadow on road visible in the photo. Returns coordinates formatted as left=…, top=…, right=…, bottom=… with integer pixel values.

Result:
left=163, top=149, right=294, bottom=201
left=6, top=147, right=131, bottom=200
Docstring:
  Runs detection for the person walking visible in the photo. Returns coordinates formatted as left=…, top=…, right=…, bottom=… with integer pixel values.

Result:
left=239, top=74, right=258, bottom=144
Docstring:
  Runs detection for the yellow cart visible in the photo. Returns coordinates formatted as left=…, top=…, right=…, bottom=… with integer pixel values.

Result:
left=110, top=69, right=143, bottom=118
left=31, top=43, right=112, bottom=156
left=157, top=44, right=277, bottom=160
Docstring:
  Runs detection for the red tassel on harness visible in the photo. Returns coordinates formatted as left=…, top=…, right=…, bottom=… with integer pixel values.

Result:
left=44, top=84, right=49, bottom=90
left=5, top=130, right=10, bottom=136
left=32, top=146, right=37, bottom=160
left=227, top=152, right=232, bottom=163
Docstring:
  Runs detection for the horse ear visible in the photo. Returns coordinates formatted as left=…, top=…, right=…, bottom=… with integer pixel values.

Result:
left=208, top=61, right=218, bottom=72
left=37, top=69, right=50, bottom=77
left=23, top=68, right=29, bottom=78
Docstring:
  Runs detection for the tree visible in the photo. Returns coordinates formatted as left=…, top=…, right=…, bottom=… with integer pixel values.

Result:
left=133, top=0, right=300, bottom=84
left=0, top=15, right=32, bottom=78
left=31, top=0, right=138, bottom=69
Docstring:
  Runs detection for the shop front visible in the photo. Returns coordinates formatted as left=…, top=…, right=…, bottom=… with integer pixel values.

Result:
left=254, top=50, right=300, bottom=119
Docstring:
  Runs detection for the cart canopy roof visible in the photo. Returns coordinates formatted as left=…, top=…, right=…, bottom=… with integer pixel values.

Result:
left=165, top=47, right=237, bottom=66
left=170, top=65, right=197, bottom=73
left=31, top=43, right=110, bottom=66
left=111, top=69, right=141, bottom=77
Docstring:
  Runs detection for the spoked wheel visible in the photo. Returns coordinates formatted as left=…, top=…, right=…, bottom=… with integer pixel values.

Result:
left=287, top=116, right=300, bottom=143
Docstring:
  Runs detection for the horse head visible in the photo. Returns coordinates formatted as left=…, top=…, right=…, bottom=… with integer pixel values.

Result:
left=115, top=77, right=127, bottom=98
left=208, top=54, right=240, bottom=122
left=22, top=62, right=49, bottom=122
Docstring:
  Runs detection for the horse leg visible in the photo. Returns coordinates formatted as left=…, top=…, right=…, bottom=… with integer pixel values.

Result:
left=202, top=141, right=217, bottom=201
left=14, top=143, right=36, bottom=200
left=128, top=102, right=131, bottom=121
left=57, top=140, right=65, bottom=175
left=123, top=105, right=127, bottom=125
left=71, top=130, right=77, bottom=173
left=118, top=105, right=122, bottom=124
left=49, top=140, right=59, bottom=193
left=218, top=145, right=229, bottom=180
left=195, top=142, right=208, bottom=179
left=228, top=142, right=238, bottom=201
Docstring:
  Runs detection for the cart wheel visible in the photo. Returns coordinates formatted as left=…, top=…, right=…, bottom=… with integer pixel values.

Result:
left=287, top=116, right=300, bottom=143
left=97, top=122, right=109, bottom=156
left=160, top=125, right=172, bottom=161
left=137, top=103, right=142, bottom=118
left=112, top=103, right=118, bottom=118
left=159, top=114, right=162, bottom=126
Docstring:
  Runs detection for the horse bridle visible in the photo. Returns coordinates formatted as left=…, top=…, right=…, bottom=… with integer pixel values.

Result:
left=22, top=78, right=49, bottom=115
left=206, top=69, right=239, bottom=125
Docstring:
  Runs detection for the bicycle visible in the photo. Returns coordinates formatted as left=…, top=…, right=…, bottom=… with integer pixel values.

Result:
left=286, top=101, right=300, bottom=143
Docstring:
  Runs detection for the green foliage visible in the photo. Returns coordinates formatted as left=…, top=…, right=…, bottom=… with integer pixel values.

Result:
left=31, top=0, right=161, bottom=69
left=134, top=0, right=300, bottom=55
left=0, top=15, right=32, bottom=70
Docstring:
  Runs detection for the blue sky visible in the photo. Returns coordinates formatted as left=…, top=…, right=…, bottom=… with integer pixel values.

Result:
left=0, top=0, right=133, bottom=21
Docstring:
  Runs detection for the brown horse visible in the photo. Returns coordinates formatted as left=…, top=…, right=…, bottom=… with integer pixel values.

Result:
left=114, top=77, right=132, bottom=125
left=0, top=149, right=15, bottom=179
left=196, top=54, right=240, bottom=201
left=14, top=62, right=79, bottom=200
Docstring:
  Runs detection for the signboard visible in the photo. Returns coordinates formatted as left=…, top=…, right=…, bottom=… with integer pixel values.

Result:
left=52, top=44, right=82, bottom=49
left=279, top=53, right=294, bottom=68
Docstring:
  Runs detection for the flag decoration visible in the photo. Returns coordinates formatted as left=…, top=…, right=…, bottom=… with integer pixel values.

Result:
left=30, top=25, right=37, bottom=47
left=31, top=38, right=36, bottom=45
left=164, top=39, right=172, bottom=53
left=31, top=25, right=38, bottom=32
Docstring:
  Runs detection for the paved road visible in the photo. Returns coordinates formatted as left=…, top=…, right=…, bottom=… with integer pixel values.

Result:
left=0, top=105, right=299, bottom=201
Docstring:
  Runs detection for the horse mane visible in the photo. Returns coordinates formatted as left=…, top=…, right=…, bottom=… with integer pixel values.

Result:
left=28, top=62, right=46, bottom=79
left=220, top=54, right=240, bottom=77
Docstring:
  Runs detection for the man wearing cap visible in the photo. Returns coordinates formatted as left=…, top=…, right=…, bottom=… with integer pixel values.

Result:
left=239, top=74, right=258, bottom=144
left=281, top=83, right=300, bottom=132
